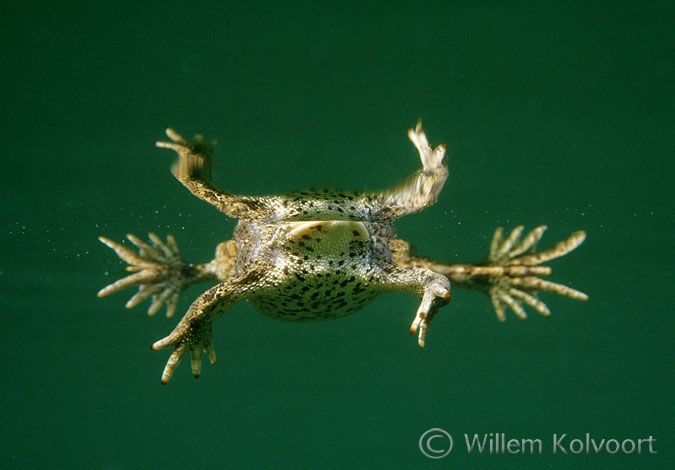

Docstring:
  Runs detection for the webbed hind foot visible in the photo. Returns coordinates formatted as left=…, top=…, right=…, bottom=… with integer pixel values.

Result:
left=97, top=233, right=215, bottom=318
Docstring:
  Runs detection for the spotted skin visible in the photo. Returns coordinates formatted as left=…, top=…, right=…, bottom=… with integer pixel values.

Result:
left=98, top=122, right=587, bottom=384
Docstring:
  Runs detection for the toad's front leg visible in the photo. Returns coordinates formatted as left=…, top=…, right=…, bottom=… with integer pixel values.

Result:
left=368, top=120, right=449, bottom=221
left=151, top=271, right=265, bottom=384
left=156, top=128, right=276, bottom=220
left=378, top=266, right=451, bottom=348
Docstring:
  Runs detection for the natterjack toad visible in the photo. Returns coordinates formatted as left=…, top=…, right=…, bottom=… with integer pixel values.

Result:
left=98, top=122, right=587, bottom=384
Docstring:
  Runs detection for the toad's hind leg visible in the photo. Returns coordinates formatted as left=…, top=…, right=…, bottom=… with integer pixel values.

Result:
left=98, top=233, right=238, bottom=318
left=156, top=129, right=274, bottom=219
left=391, top=226, right=588, bottom=322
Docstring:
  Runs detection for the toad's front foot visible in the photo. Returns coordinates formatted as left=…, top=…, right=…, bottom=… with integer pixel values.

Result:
left=483, top=225, right=588, bottom=321
left=97, top=233, right=210, bottom=318
left=151, top=317, right=216, bottom=385
left=405, top=271, right=451, bottom=348
left=155, top=128, right=217, bottom=183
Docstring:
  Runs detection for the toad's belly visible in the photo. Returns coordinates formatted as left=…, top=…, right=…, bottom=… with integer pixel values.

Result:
left=247, top=277, right=381, bottom=321
left=239, top=219, right=391, bottom=320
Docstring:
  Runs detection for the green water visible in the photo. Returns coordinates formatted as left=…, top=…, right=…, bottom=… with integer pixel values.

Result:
left=1, top=1, right=672, bottom=468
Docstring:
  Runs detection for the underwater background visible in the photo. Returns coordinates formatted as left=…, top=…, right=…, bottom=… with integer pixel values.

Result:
left=1, top=1, right=672, bottom=468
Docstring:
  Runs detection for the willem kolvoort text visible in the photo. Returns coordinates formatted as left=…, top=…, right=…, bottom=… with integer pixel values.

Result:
left=464, top=433, right=657, bottom=454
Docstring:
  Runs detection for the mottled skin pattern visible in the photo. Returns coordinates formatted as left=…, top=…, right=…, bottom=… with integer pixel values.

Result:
left=98, top=122, right=588, bottom=384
